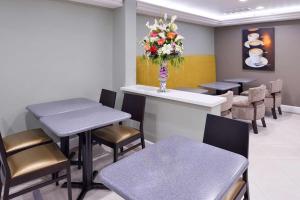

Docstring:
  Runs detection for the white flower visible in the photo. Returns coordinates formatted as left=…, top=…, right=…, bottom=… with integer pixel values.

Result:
left=161, top=44, right=172, bottom=55
left=170, top=23, right=178, bottom=32
left=157, top=48, right=163, bottom=55
left=175, top=45, right=183, bottom=54
left=150, top=37, right=158, bottom=43
left=159, top=32, right=166, bottom=39
left=144, top=36, right=149, bottom=42
left=175, top=35, right=184, bottom=42
left=171, top=15, right=177, bottom=23
left=164, top=13, right=168, bottom=21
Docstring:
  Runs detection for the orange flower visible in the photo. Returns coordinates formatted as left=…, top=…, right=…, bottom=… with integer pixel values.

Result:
left=167, top=32, right=177, bottom=40
left=144, top=43, right=150, bottom=51
left=157, top=38, right=165, bottom=45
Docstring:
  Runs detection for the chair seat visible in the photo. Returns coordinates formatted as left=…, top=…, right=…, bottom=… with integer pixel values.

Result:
left=233, top=96, right=250, bottom=107
left=240, top=90, right=249, bottom=96
left=223, top=178, right=246, bottom=200
left=4, top=128, right=52, bottom=154
left=93, top=125, right=140, bottom=143
left=7, top=143, right=67, bottom=178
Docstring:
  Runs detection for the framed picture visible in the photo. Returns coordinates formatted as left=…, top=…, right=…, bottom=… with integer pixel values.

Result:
left=242, top=28, right=275, bottom=71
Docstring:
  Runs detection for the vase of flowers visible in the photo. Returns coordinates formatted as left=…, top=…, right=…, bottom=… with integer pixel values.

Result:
left=140, top=14, right=184, bottom=92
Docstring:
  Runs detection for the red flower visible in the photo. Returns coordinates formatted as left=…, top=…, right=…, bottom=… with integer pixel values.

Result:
left=150, top=31, right=158, bottom=37
left=157, top=38, right=165, bottom=46
left=149, top=46, right=157, bottom=54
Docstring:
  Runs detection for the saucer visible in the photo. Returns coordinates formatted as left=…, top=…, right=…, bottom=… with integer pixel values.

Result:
left=245, top=57, right=268, bottom=68
left=244, top=40, right=264, bottom=48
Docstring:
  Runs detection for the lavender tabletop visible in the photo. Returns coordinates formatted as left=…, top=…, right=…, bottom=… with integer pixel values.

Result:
left=40, top=105, right=131, bottom=137
left=100, top=135, right=248, bottom=200
left=224, top=78, right=256, bottom=84
left=27, top=98, right=100, bottom=118
left=201, top=82, right=240, bottom=91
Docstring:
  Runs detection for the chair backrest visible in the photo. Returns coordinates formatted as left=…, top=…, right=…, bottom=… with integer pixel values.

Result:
left=0, top=132, right=11, bottom=179
left=219, top=91, right=233, bottom=112
left=248, top=84, right=266, bottom=103
left=121, top=93, right=146, bottom=125
left=268, top=79, right=283, bottom=94
left=99, top=89, right=117, bottom=108
left=203, top=114, right=249, bottom=158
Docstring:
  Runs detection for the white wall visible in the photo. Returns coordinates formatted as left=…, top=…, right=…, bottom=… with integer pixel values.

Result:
left=0, top=0, right=114, bottom=135
left=136, top=14, right=215, bottom=55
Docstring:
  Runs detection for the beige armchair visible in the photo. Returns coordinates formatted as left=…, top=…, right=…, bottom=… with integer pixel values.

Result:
left=219, top=91, right=234, bottom=119
left=232, top=85, right=266, bottom=134
left=265, top=79, right=283, bottom=119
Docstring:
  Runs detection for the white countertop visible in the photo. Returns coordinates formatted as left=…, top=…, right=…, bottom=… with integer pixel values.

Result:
left=121, top=85, right=226, bottom=108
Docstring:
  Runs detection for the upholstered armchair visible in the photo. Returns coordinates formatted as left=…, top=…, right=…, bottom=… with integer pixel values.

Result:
left=265, top=79, right=283, bottom=119
left=232, top=85, right=267, bottom=134
left=219, top=91, right=234, bottom=119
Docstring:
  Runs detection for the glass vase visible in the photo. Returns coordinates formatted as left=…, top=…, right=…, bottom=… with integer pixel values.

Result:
left=158, top=61, right=168, bottom=93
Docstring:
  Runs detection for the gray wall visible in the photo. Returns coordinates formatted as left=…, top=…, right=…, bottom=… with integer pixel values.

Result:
left=137, top=14, right=215, bottom=55
left=0, top=0, right=114, bottom=135
left=113, top=0, right=136, bottom=109
left=215, top=20, right=300, bottom=106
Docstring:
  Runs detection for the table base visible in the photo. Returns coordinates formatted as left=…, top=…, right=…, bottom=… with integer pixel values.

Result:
left=62, top=181, right=108, bottom=200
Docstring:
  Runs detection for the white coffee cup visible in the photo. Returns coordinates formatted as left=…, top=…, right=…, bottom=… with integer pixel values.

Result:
left=248, top=33, right=259, bottom=42
left=249, top=48, right=263, bottom=65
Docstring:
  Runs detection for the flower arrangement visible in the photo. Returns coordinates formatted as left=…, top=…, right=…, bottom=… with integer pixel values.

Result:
left=140, top=14, right=184, bottom=67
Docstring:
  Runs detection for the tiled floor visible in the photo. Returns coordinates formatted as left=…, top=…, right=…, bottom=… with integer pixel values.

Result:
left=9, top=112, right=300, bottom=200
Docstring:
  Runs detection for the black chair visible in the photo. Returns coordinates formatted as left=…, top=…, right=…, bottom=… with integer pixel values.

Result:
left=204, top=114, right=250, bottom=200
left=0, top=132, right=72, bottom=200
left=92, top=93, right=146, bottom=162
left=77, top=89, right=117, bottom=169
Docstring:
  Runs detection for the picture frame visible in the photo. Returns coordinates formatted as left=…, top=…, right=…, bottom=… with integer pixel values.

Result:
left=242, top=28, right=275, bottom=71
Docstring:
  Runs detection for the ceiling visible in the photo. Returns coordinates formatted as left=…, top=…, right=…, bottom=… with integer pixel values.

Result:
left=67, top=0, right=300, bottom=26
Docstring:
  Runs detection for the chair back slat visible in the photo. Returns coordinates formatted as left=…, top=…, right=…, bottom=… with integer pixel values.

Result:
left=0, top=132, right=11, bottom=178
left=121, top=93, right=146, bottom=124
left=204, top=114, right=249, bottom=158
left=100, top=89, right=117, bottom=108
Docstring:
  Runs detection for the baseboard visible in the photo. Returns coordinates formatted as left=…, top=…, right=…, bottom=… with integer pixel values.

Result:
left=281, top=105, right=300, bottom=114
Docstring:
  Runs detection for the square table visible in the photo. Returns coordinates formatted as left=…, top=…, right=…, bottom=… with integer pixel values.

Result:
left=100, top=135, right=248, bottom=200
left=27, top=98, right=103, bottom=165
left=27, top=98, right=100, bottom=118
left=201, top=82, right=240, bottom=95
left=223, top=78, right=256, bottom=94
left=40, top=105, right=131, bottom=200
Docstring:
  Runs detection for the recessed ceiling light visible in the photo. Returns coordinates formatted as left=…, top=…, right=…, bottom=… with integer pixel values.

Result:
left=239, top=0, right=248, bottom=2
left=256, top=6, right=265, bottom=10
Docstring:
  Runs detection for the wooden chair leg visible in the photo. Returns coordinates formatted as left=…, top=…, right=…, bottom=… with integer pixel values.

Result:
left=261, top=117, right=267, bottom=127
left=272, top=107, right=277, bottom=119
left=3, top=181, right=9, bottom=200
left=244, top=183, right=250, bottom=200
left=0, top=178, right=2, bottom=198
left=52, top=173, right=59, bottom=186
left=141, top=134, right=145, bottom=149
left=113, top=146, right=118, bottom=163
left=252, top=120, right=258, bottom=134
left=67, top=166, right=72, bottom=200
left=278, top=106, right=282, bottom=115
left=78, top=139, right=82, bottom=170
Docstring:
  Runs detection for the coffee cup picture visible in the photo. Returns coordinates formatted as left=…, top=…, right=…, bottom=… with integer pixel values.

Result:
left=249, top=48, right=263, bottom=65
left=242, top=28, right=275, bottom=71
left=248, top=33, right=259, bottom=42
